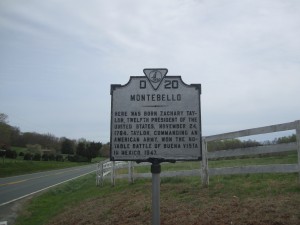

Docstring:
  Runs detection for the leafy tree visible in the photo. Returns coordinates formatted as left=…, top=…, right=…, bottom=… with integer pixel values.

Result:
left=56, top=154, right=64, bottom=161
left=208, top=139, right=261, bottom=151
left=24, top=153, right=33, bottom=160
left=61, top=138, right=74, bottom=154
left=3, top=149, right=17, bottom=159
left=1, top=113, right=105, bottom=161
left=75, top=141, right=102, bottom=162
left=0, top=113, right=12, bottom=146
left=76, top=142, right=86, bottom=157
left=49, top=153, right=55, bottom=161
left=242, top=139, right=261, bottom=148
left=19, top=132, right=60, bottom=151
left=86, top=142, right=101, bottom=160
left=33, top=153, right=41, bottom=161
left=10, top=126, right=21, bottom=146
left=26, top=144, right=42, bottom=154
left=42, top=154, right=49, bottom=161
left=276, top=134, right=296, bottom=144
left=100, top=143, right=110, bottom=158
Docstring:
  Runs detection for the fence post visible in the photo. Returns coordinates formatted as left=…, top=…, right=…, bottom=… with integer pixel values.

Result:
left=296, top=120, right=300, bottom=183
left=201, top=138, right=209, bottom=187
left=128, top=161, right=134, bottom=184
left=100, top=163, right=104, bottom=186
left=111, top=161, right=115, bottom=187
left=96, top=163, right=99, bottom=186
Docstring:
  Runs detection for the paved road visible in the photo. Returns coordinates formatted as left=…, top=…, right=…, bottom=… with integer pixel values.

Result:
left=0, top=164, right=97, bottom=206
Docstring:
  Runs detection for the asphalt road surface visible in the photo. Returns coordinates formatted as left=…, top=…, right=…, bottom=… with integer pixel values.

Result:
left=0, top=164, right=97, bottom=206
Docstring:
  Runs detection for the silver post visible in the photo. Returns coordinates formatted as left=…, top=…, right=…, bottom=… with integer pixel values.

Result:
left=151, top=161, right=161, bottom=225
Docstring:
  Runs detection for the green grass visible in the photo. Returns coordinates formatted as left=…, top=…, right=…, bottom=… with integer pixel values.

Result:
left=116, top=152, right=298, bottom=175
left=209, top=152, right=298, bottom=168
left=12, top=153, right=300, bottom=225
left=208, top=173, right=300, bottom=198
left=15, top=174, right=129, bottom=225
left=91, top=157, right=107, bottom=163
left=15, top=172, right=300, bottom=225
left=0, top=160, right=92, bottom=177
left=0, top=146, right=108, bottom=177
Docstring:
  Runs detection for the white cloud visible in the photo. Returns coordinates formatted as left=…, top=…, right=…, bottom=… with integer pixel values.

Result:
left=0, top=0, right=299, bottom=142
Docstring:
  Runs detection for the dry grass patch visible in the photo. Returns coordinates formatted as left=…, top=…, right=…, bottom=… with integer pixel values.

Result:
left=46, top=176, right=300, bottom=225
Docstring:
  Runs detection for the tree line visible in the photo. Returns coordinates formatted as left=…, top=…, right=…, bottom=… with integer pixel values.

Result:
left=1, top=113, right=296, bottom=161
left=0, top=113, right=108, bottom=162
left=207, top=135, right=296, bottom=151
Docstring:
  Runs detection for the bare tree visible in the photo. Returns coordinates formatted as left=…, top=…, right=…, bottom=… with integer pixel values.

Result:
left=0, top=113, right=8, bottom=124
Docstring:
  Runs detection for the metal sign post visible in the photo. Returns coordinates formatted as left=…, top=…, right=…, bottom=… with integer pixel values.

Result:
left=110, top=68, right=202, bottom=225
left=151, top=159, right=161, bottom=225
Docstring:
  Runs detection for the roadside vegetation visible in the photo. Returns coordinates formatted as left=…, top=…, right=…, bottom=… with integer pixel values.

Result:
left=0, top=159, right=98, bottom=177
left=1, top=112, right=296, bottom=177
left=10, top=139, right=300, bottom=224
left=14, top=152, right=300, bottom=224
left=0, top=113, right=109, bottom=177
left=2, top=111, right=299, bottom=223
left=15, top=171, right=300, bottom=225
left=115, top=151, right=298, bottom=175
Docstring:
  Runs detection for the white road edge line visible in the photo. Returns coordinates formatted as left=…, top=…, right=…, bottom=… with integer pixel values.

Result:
left=0, top=169, right=97, bottom=207
left=0, top=164, right=94, bottom=180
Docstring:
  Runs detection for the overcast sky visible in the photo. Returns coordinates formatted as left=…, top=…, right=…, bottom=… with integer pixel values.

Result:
left=0, top=0, right=299, bottom=143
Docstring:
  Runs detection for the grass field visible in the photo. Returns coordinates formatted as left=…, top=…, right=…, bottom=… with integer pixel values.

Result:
left=0, top=145, right=106, bottom=177
left=15, top=173, right=300, bottom=225
left=116, top=152, right=298, bottom=174
left=0, top=156, right=106, bottom=178
left=14, top=153, right=300, bottom=225
left=0, top=160, right=92, bottom=177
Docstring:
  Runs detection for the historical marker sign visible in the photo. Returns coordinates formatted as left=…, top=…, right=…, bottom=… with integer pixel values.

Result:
left=110, top=68, right=202, bottom=162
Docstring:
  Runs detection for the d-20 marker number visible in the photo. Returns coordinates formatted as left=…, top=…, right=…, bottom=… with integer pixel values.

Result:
left=140, top=80, right=179, bottom=89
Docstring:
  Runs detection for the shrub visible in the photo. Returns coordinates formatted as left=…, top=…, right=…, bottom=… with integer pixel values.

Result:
left=6, top=149, right=17, bottom=159
left=33, top=153, right=41, bottom=161
left=48, top=153, right=55, bottom=161
left=24, top=153, right=33, bottom=160
left=56, top=154, right=64, bottom=162
left=42, top=154, right=49, bottom=161
left=67, top=154, right=89, bottom=162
